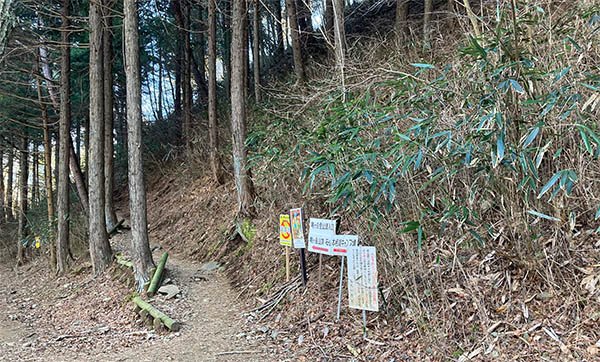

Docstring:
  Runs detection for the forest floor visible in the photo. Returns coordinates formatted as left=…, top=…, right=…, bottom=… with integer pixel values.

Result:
left=0, top=237, right=293, bottom=361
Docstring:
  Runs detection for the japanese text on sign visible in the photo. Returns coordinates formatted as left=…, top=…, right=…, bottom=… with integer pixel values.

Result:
left=308, top=218, right=336, bottom=255
left=347, top=246, right=379, bottom=312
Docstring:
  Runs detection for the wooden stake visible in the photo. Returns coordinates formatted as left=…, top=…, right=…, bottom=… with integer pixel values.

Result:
left=336, top=256, right=344, bottom=320
left=299, top=248, right=307, bottom=287
left=318, top=254, right=323, bottom=288
left=285, top=246, right=290, bottom=282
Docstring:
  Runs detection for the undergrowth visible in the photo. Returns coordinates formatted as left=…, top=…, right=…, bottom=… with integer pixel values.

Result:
left=247, top=0, right=600, bottom=357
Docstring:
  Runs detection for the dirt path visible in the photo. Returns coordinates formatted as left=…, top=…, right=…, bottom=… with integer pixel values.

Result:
left=0, top=247, right=290, bottom=362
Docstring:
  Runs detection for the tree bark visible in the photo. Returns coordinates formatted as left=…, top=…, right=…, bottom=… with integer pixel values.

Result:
left=89, top=0, right=112, bottom=275
left=207, top=0, right=223, bottom=184
left=35, top=74, right=56, bottom=270
left=39, top=46, right=88, bottom=213
left=0, top=147, right=4, bottom=223
left=31, top=143, right=38, bottom=205
left=333, top=0, right=345, bottom=97
left=252, top=0, right=261, bottom=102
left=423, top=0, right=432, bottom=49
left=231, top=0, right=256, bottom=217
left=124, top=0, right=156, bottom=290
left=6, top=148, right=13, bottom=220
left=57, top=0, right=71, bottom=274
left=182, top=0, right=192, bottom=150
left=17, top=135, right=28, bottom=265
left=395, top=0, right=409, bottom=37
left=103, top=0, right=118, bottom=231
left=285, top=0, right=305, bottom=84
left=273, top=0, right=284, bottom=59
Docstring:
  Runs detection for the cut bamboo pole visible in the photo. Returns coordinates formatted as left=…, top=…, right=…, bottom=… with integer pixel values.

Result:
left=133, top=296, right=181, bottom=331
left=147, top=252, right=168, bottom=297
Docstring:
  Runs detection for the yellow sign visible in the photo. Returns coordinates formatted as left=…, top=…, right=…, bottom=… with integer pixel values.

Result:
left=35, top=236, right=41, bottom=249
left=279, top=215, right=292, bottom=247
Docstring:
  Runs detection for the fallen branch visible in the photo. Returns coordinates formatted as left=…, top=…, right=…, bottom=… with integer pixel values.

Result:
left=132, top=296, right=180, bottom=331
left=215, top=350, right=259, bottom=356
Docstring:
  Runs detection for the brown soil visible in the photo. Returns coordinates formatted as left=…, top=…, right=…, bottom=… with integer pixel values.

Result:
left=0, top=237, right=288, bottom=361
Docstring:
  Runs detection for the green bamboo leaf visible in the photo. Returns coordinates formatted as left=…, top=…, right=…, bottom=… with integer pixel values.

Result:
left=527, top=209, right=561, bottom=222
left=537, top=171, right=561, bottom=199
left=411, top=63, right=435, bottom=69
left=595, top=205, right=600, bottom=220
left=522, top=127, right=540, bottom=148
left=509, top=79, right=525, bottom=94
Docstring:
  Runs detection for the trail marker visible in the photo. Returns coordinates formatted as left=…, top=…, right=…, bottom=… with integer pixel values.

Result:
left=289, top=208, right=308, bottom=287
left=279, top=215, right=292, bottom=281
left=290, top=208, right=306, bottom=249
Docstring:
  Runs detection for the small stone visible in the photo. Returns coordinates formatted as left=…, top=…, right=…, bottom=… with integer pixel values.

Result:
left=157, top=284, right=180, bottom=299
left=199, top=261, right=221, bottom=273
left=22, top=341, right=32, bottom=348
left=298, top=334, right=304, bottom=345
left=270, top=330, right=279, bottom=339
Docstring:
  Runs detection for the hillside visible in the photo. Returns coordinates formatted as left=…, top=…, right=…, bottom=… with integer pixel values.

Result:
left=0, top=0, right=599, bottom=360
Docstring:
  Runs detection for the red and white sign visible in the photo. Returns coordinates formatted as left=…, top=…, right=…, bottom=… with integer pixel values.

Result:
left=308, top=218, right=336, bottom=255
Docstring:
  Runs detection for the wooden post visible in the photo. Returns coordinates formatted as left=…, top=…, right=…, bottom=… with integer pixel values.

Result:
left=285, top=247, right=290, bottom=282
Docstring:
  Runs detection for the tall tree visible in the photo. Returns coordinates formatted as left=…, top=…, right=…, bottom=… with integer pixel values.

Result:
left=124, top=0, right=155, bottom=290
left=333, top=0, right=345, bottom=97
left=88, top=0, right=112, bottom=275
left=35, top=75, right=56, bottom=269
left=103, top=0, right=118, bottom=230
left=207, top=0, right=223, bottom=184
left=16, top=135, right=28, bottom=265
left=182, top=0, right=192, bottom=150
left=395, top=0, right=409, bottom=36
left=285, top=0, right=305, bottom=84
left=0, top=147, right=4, bottom=222
left=272, top=0, right=284, bottom=60
left=6, top=148, right=13, bottom=220
left=231, top=0, right=256, bottom=216
left=57, top=0, right=71, bottom=274
left=252, top=0, right=261, bottom=102
left=423, top=0, right=432, bottom=49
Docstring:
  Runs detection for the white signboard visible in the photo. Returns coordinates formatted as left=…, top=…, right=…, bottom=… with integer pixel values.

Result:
left=347, top=246, right=379, bottom=312
left=308, top=218, right=336, bottom=255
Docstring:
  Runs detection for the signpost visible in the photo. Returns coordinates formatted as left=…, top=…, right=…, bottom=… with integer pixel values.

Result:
left=279, top=214, right=292, bottom=281
left=347, top=246, right=378, bottom=337
left=290, top=208, right=308, bottom=287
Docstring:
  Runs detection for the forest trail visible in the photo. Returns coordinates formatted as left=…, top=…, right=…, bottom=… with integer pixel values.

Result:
left=0, top=242, right=288, bottom=362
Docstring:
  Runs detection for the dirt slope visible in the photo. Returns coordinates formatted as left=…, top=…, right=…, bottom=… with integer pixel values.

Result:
left=0, top=235, right=289, bottom=361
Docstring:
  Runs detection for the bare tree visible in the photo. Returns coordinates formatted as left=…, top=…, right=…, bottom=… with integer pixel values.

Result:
left=285, top=0, right=305, bottom=84
left=88, top=0, right=112, bottom=275
left=0, top=147, right=4, bottom=223
left=124, top=0, right=155, bottom=290
left=57, top=0, right=71, bottom=274
left=395, top=0, right=409, bottom=36
left=423, top=0, right=432, bottom=48
left=16, top=135, right=28, bottom=265
left=231, top=0, right=256, bottom=216
left=103, top=0, right=118, bottom=231
left=253, top=0, right=261, bottom=102
left=207, top=0, right=223, bottom=184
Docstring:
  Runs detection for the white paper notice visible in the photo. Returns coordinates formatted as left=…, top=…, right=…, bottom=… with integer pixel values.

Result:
left=347, top=246, right=379, bottom=312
